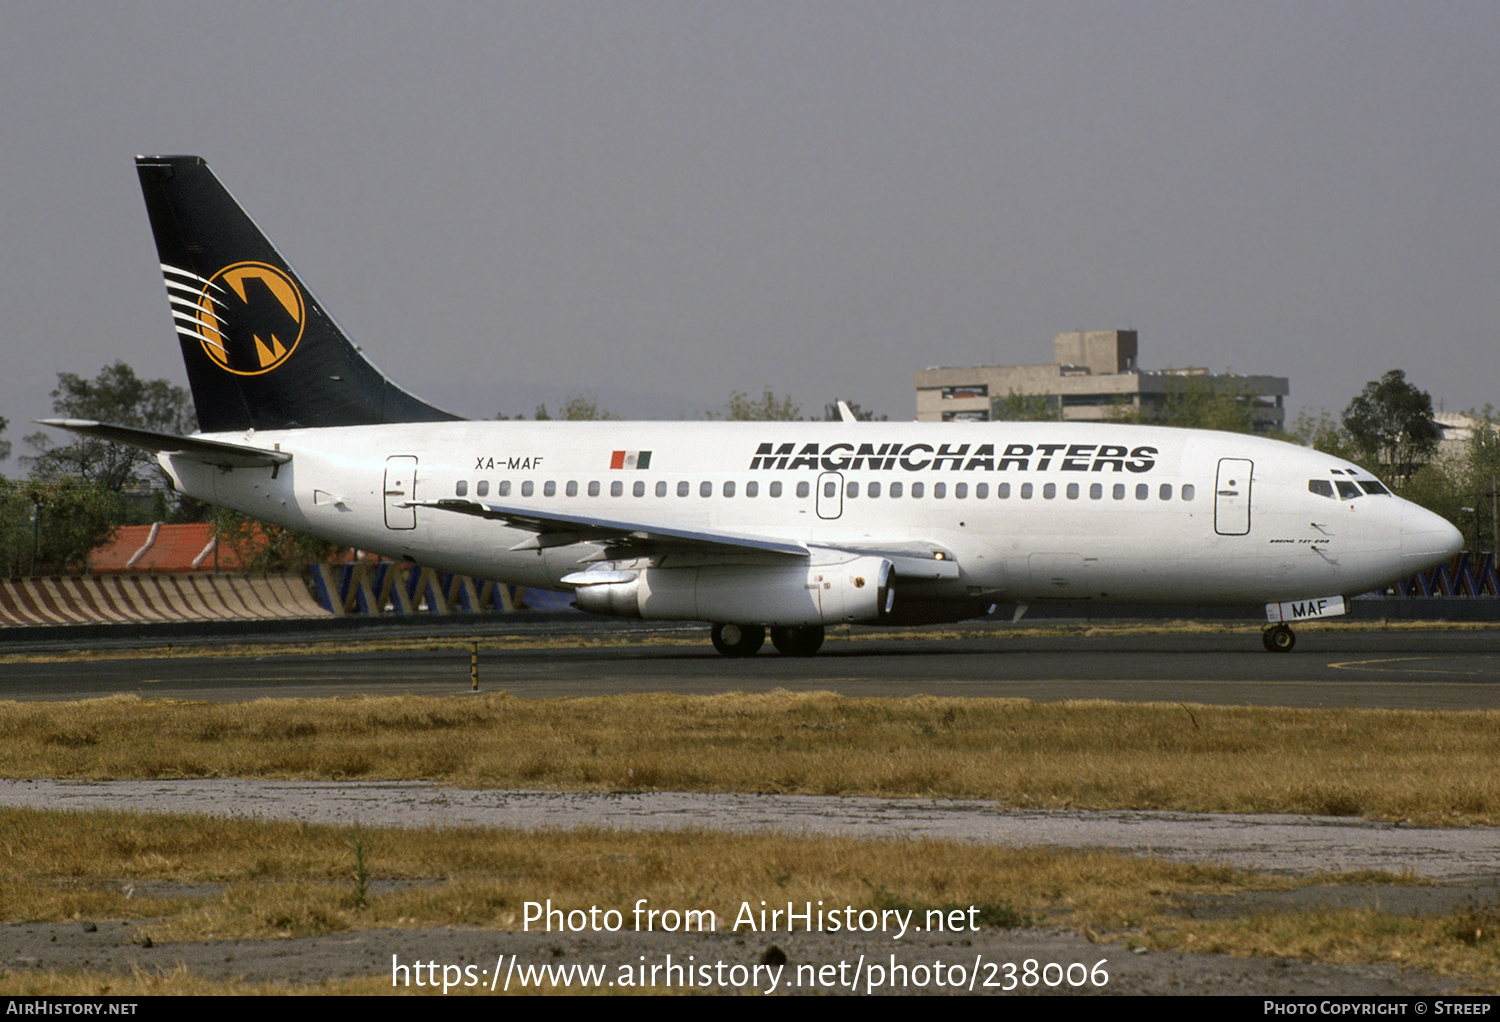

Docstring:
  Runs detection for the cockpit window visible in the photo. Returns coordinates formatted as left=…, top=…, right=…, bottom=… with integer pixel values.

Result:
left=1335, top=480, right=1362, bottom=500
left=1358, top=480, right=1391, bottom=495
left=1308, top=480, right=1334, bottom=498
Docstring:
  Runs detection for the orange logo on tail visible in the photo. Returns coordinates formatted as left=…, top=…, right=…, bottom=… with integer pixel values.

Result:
left=195, top=262, right=305, bottom=375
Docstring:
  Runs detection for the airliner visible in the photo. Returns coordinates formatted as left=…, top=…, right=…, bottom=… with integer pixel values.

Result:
left=43, top=156, right=1463, bottom=655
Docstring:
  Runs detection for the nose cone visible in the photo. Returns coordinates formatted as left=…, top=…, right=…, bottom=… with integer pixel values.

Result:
left=1400, top=502, right=1464, bottom=574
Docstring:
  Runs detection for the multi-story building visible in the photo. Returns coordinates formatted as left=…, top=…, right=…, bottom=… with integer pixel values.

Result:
left=913, top=330, right=1288, bottom=432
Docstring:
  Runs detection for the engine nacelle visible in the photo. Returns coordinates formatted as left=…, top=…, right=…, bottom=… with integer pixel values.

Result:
left=570, top=556, right=893, bottom=626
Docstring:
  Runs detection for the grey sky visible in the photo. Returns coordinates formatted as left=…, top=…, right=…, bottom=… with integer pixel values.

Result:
left=1, top=1, right=1496, bottom=451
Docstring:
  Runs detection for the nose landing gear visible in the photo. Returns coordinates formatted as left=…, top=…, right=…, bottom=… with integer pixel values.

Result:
left=1262, top=624, right=1296, bottom=652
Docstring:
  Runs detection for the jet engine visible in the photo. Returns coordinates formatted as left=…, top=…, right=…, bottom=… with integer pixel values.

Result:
left=569, top=556, right=893, bottom=626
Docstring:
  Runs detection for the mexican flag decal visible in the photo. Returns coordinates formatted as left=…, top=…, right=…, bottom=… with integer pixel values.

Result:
left=609, top=450, right=652, bottom=470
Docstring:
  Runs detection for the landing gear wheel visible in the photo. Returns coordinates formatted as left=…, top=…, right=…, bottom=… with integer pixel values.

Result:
left=770, top=625, right=825, bottom=656
left=711, top=622, right=765, bottom=658
left=1263, top=624, right=1295, bottom=653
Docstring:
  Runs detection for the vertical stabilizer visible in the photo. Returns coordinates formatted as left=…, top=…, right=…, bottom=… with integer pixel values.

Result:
left=136, top=156, right=462, bottom=432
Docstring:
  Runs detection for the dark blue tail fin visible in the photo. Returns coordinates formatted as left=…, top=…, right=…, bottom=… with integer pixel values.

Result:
left=136, top=155, right=462, bottom=433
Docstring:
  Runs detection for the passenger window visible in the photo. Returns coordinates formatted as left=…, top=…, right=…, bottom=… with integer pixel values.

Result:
left=933, top=482, right=946, bottom=499
left=975, top=483, right=988, bottom=499
left=499, top=481, right=511, bottom=497
left=522, top=481, right=534, bottom=497
left=1135, top=484, right=1149, bottom=500
left=634, top=481, right=646, bottom=497
left=588, top=481, right=600, bottom=497
left=455, top=480, right=468, bottom=497
left=677, top=481, right=690, bottom=497
left=912, top=482, right=925, bottom=498
left=998, top=482, right=1010, bottom=498
left=566, top=481, right=578, bottom=497
left=1113, top=483, right=1125, bottom=500
left=655, top=481, right=668, bottom=497
left=1043, top=483, right=1056, bottom=499
left=890, top=481, right=903, bottom=498
left=746, top=481, right=758, bottom=497
left=1181, top=484, right=1195, bottom=501
left=796, top=482, right=810, bottom=498
left=1089, top=483, right=1102, bottom=500
left=476, top=480, right=489, bottom=497
left=611, top=481, right=623, bottom=497
left=544, top=481, right=557, bottom=497
left=723, top=481, right=735, bottom=497
left=1020, top=483, right=1032, bottom=499
left=770, top=481, right=783, bottom=498
left=824, top=481, right=837, bottom=498
left=1159, top=484, right=1172, bottom=501
left=869, top=481, right=882, bottom=498
left=846, top=481, right=858, bottom=498
left=955, top=483, right=968, bottom=499
left=1066, top=483, right=1078, bottom=500
left=700, top=481, right=712, bottom=497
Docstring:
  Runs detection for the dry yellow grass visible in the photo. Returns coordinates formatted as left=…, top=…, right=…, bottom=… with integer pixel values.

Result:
left=0, top=691, right=1496, bottom=825
left=2, top=806, right=1497, bottom=993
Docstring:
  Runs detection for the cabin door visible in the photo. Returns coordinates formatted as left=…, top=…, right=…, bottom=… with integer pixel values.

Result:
left=384, top=455, right=418, bottom=530
left=1214, top=458, right=1253, bottom=536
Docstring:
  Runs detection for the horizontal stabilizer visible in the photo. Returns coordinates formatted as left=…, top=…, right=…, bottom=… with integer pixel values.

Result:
left=36, top=419, right=291, bottom=470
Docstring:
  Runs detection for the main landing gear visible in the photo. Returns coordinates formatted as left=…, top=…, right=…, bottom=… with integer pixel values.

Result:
left=710, top=623, right=825, bottom=657
left=770, top=625, right=825, bottom=656
left=710, top=622, right=765, bottom=657
left=1262, top=624, right=1296, bottom=653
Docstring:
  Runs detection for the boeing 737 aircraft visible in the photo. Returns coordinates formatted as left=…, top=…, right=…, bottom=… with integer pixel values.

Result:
left=44, top=156, right=1462, bottom=655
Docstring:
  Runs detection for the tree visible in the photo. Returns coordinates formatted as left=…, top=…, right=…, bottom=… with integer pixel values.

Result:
left=23, top=362, right=194, bottom=492
left=211, top=508, right=343, bottom=574
left=712, top=389, right=802, bottom=421
left=1284, top=410, right=1358, bottom=463
left=1341, top=370, right=1440, bottom=484
left=555, top=395, right=618, bottom=421
left=0, top=477, right=120, bottom=576
left=0, top=415, right=10, bottom=463
left=1108, top=377, right=1262, bottom=434
left=992, top=391, right=1060, bottom=422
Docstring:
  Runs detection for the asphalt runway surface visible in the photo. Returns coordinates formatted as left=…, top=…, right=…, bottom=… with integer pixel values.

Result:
left=4, top=624, right=1499, bottom=709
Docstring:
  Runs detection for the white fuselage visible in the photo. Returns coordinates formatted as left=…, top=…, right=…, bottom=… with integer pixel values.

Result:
left=159, top=420, right=1462, bottom=612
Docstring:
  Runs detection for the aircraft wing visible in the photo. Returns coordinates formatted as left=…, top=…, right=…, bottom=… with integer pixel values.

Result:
left=410, top=499, right=963, bottom=577
left=407, top=498, right=811, bottom=558
left=36, top=419, right=292, bottom=469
